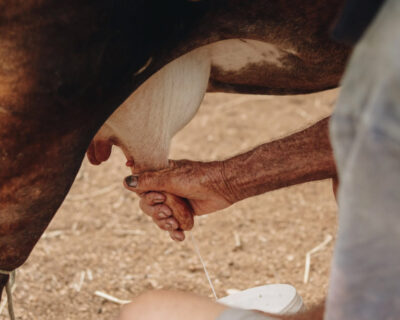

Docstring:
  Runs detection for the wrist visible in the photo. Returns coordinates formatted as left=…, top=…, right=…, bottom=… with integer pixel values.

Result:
left=200, top=160, right=241, bottom=205
left=219, top=158, right=247, bottom=204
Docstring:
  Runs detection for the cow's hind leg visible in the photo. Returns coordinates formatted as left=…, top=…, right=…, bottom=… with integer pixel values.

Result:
left=0, top=1, right=146, bottom=300
left=0, top=113, right=99, bottom=298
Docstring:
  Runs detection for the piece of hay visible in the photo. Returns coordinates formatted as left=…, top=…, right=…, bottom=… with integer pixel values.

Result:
left=94, top=291, right=131, bottom=305
left=303, top=234, right=333, bottom=284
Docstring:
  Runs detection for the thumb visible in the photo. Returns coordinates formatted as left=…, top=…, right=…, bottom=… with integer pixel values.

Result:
left=124, top=172, right=165, bottom=192
left=124, top=160, right=179, bottom=192
left=124, top=173, right=194, bottom=231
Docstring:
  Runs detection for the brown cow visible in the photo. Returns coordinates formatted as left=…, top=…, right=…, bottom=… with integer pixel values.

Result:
left=0, top=0, right=349, bottom=312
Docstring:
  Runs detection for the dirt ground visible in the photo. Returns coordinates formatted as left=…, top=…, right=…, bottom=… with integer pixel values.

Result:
left=1, top=89, right=339, bottom=320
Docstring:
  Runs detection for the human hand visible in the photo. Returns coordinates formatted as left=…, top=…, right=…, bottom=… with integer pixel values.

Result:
left=124, top=160, right=237, bottom=241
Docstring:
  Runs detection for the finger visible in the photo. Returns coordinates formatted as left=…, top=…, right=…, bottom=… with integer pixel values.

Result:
left=124, top=159, right=191, bottom=193
left=164, top=193, right=194, bottom=231
left=142, top=192, right=166, bottom=205
left=139, top=201, right=172, bottom=219
left=152, top=216, right=179, bottom=231
left=124, top=172, right=167, bottom=192
left=169, top=230, right=185, bottom=242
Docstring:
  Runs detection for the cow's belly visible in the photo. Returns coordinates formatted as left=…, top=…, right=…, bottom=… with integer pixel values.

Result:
left=207, top=39, right=344, bottom=94
left=93, top=38, right=344, bottom=172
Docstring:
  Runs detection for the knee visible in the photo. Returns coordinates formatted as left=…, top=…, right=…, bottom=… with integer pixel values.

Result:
left=118, top=290, right=176, bottom=320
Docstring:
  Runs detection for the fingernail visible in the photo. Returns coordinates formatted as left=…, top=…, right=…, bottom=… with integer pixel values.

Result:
left=175, top=233, right=185, bottom=241
left=165, top=223, right=173, bottom=230
left=125, top=175, right=138, bottom=188
left=158, top=212, right=167, bottom=219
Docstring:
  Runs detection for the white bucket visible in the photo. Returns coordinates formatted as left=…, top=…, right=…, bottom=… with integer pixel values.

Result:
left=217, top=284, right=303, bottom=315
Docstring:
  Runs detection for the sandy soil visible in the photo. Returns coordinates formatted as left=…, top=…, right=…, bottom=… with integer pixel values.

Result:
left=1, top=89, right=339, bottom=320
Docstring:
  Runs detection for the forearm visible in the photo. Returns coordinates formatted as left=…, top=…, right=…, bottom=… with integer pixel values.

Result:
left=222, top=117, right=336, bottom=202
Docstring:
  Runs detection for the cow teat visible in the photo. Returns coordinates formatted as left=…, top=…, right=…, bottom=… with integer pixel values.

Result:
left=87, top=139, right=113, bottom=165
left=88, top=46, right=211, bottom=173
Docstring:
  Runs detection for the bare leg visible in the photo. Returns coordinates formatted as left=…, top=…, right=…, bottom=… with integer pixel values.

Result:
left=118, top=290, right=327, bottom=320
left=118, top=290, right=227, bottom=320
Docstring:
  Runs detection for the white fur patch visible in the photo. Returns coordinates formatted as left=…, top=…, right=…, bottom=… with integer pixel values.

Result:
left=209, top=39, right=284, bottom=72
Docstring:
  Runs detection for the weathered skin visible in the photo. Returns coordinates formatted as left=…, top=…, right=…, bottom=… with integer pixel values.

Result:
left=125, top=117, right=336, bottom=241
left=117, top=289, right=326, bottom=320
left=0, top=0, right=349, bottom=300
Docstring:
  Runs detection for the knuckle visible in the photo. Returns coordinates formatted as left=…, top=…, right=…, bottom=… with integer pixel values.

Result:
left=159, top=204, right=171, bottom=215
left=140, top=172, right=158, bottom=188
left=159, top=223, right=170, bottom=231
left=144, top=192, right=155, bottom=203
